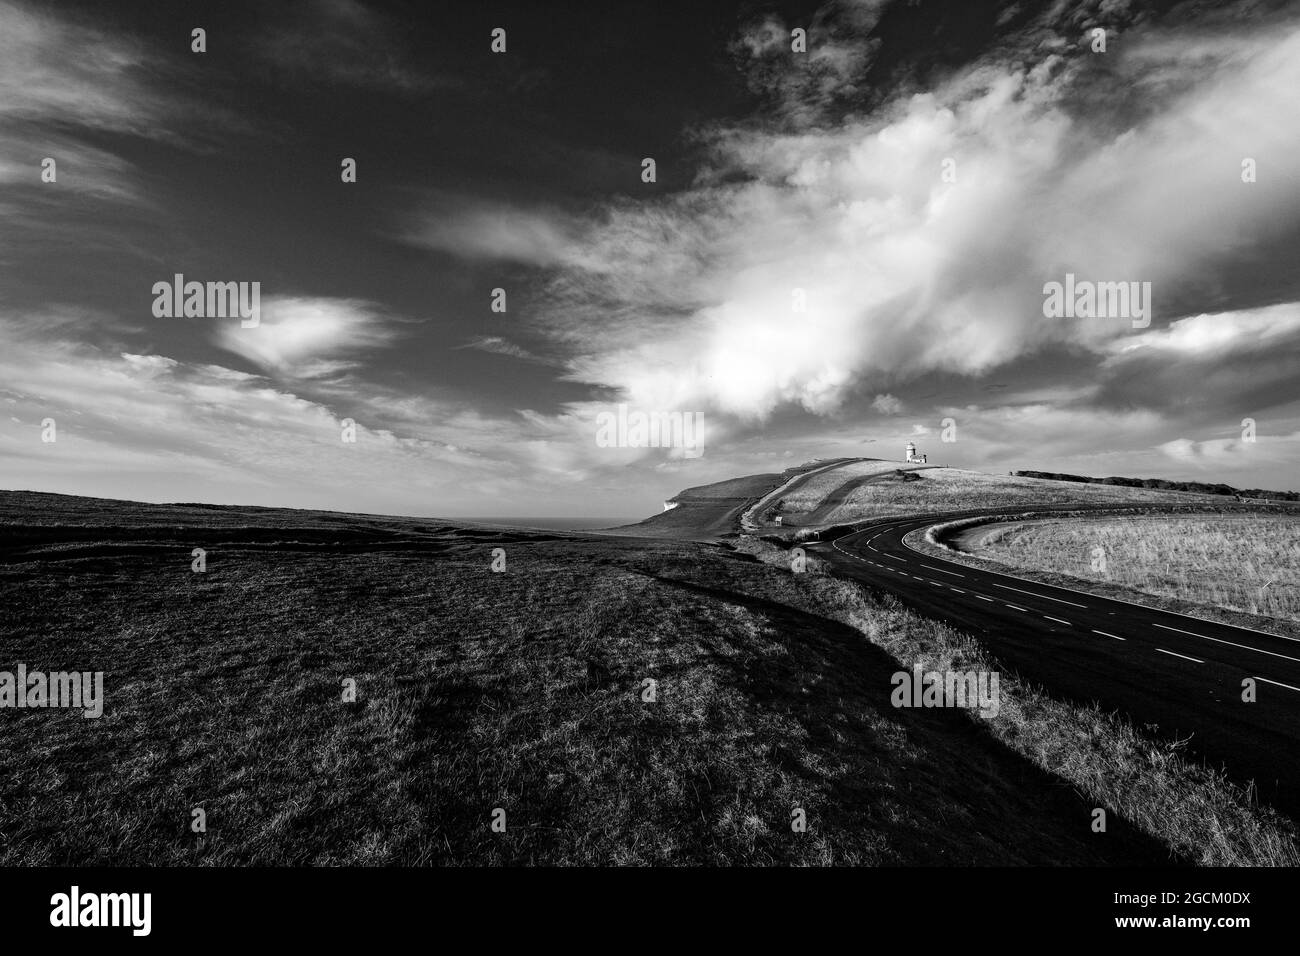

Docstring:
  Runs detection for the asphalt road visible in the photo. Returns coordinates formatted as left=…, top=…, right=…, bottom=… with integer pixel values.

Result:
left=809, top=506, right=1300, bottom=817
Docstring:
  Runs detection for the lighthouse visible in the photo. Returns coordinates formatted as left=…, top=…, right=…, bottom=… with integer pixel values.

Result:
left=905, top=441, right=927, bottom=464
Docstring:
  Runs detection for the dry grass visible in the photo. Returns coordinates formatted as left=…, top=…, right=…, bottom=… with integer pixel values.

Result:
left=756, top=545, right=1300, bottom=867
left=4, top=490, right=1295, bottom=866
left=0, top=493, right=1174, bottom=866
left=821, top=469, right=1224, bottom=524
left=974, top=516, right=1300, bottom=623
left=772, top=459, right=911, bottom=515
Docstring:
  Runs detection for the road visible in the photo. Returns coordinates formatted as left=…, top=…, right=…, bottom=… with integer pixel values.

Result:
left=809, top=506, right=1300, bottom=817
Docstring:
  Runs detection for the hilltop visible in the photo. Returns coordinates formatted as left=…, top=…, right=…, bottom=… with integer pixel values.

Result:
left=615, top=457, right=1235, bottom=541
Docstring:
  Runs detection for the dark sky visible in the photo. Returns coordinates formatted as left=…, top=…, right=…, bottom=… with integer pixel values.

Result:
left=2, top=0, right=1298, bottom=517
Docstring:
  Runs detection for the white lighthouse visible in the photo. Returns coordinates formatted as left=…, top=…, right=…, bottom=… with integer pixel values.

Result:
left=905, top=441, right=927, bottom=464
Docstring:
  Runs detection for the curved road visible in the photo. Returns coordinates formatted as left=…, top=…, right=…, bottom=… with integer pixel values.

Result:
left=809, top=506, right=1300, bottom=817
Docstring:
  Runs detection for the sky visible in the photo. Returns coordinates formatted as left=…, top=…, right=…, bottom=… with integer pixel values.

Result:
left=1, top=0, right=1298, bottom=520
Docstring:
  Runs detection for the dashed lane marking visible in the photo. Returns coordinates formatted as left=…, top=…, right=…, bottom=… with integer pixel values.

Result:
left=1155, top=648, right=1204, bottom=664
left=921, top=564, right=964, bottom=577
left=990, top=582, right=1087, bottom=609
left=1255, top=676, right=1300, bottom=694
left=1152, top=623, right=1300, bottom=665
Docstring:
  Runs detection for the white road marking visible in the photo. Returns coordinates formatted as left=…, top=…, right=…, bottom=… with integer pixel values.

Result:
left=837, top=531, right=1298, bottom=685
left=1255, top=676, right=1300, bottom=694
left=949, top=588, right=965, bottom=594
left=990, top=582, right=1086, bottom=609
left=1044, top=616, right=1072, bottom=626
left=1151, top=622, right=1214, bottom=640
left=1152, top=623, right=1300, bottom=665
left=899, top=527, right=1289, bottom=640
left=921, top=564, right=964, bottom=577
left=1155, top=648, right=1204, bottom=664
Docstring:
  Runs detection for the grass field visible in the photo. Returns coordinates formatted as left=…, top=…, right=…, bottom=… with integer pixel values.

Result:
left=764, top=459, right=913, bottom=516
left=816, top=468, right=1225, bottom=524
left=968, top=516, right=1300, bottom=624
left=3, top=491, right=1296, bottom=865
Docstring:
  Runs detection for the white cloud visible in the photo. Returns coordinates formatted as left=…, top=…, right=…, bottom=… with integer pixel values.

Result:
left=1108, top=303, right=1300, bottom=358
left=872, top=393, right=903, bottom=414
left=0, top=1, right=161, bottom=133
left=408, top=196, right=587, bottom=267
left=413, top=12, right=1300, bottom=453
left=454, top=336, right=552, bottom=364
left=1157, top=431, right=1300, bottom=475
left=0, top=313, right=496, bottom=512
left=214, top=297, right=402, bottom=379
left=0, top=2, right=240, bottom=256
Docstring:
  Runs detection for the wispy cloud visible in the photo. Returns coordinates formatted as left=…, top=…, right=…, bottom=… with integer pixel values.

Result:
left=214, top=297, right=404, bottom=380
left=406, top=194, right=589, bottom=267
left=0, top=310, right=503, bottom=512
left=409, top=5, right=1300, bottom=454
left=254, top=0, right=456, bottom=92
left=454, top=336, right=553, bottom=364
left=0, top=1, right=166, bottom=134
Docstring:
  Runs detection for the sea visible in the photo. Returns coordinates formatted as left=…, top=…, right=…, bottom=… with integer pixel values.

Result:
left=455, top=516, right=639, bottom=531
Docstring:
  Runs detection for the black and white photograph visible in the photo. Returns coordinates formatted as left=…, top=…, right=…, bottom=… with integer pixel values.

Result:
left=1, top=0, right=1297, bottom=939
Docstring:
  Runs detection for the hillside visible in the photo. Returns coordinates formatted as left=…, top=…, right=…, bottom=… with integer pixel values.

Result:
left=753, top=465, right=1231, bottom=531
left=2, top=486, right=1295, bottom=866
left=603, top=458, right=852, bottom=540
left=608, top=459, right=1239, bottom=542
left=0, top=490, right=1225, bottom=865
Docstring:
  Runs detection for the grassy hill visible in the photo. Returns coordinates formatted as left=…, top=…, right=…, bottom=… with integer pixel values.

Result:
left=1, top=487, right=1295, bottom=865
left=929, top=513, right=1300, bottom=640
left=757, top=466, right=1231, bottom=530
left=604, top=458, right=850, bottom=540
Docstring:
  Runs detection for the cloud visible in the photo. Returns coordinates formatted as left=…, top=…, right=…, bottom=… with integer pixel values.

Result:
left=872, top=393, right=903, bottom=414
left=254, top=0, right=455, bottom=92
left=0, top=1, right=166, bottom=134
left=397, top=4, right=1296, bottom=468
left=1091, top=302, right=1300, bottom=425
left=0, top=306, right=699, bottom=516
left=0, top=1, right=244, bottom=260
left=0, top=310, right=505, bottom=512
left=446, top=4, right=1300, bottom=447
left=454, top=336, right=552, bottom=364
left=731, top=0, right=893, bottom=127
left=213, top=297, right=403, bottom=379
left=1109, top=303, right=1300, bottom=358
left=0, top=1, right=160, bottom=240
left=407, top=195, right=589, bottom=267
left=1157, top=431, right=1300, bottom=480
